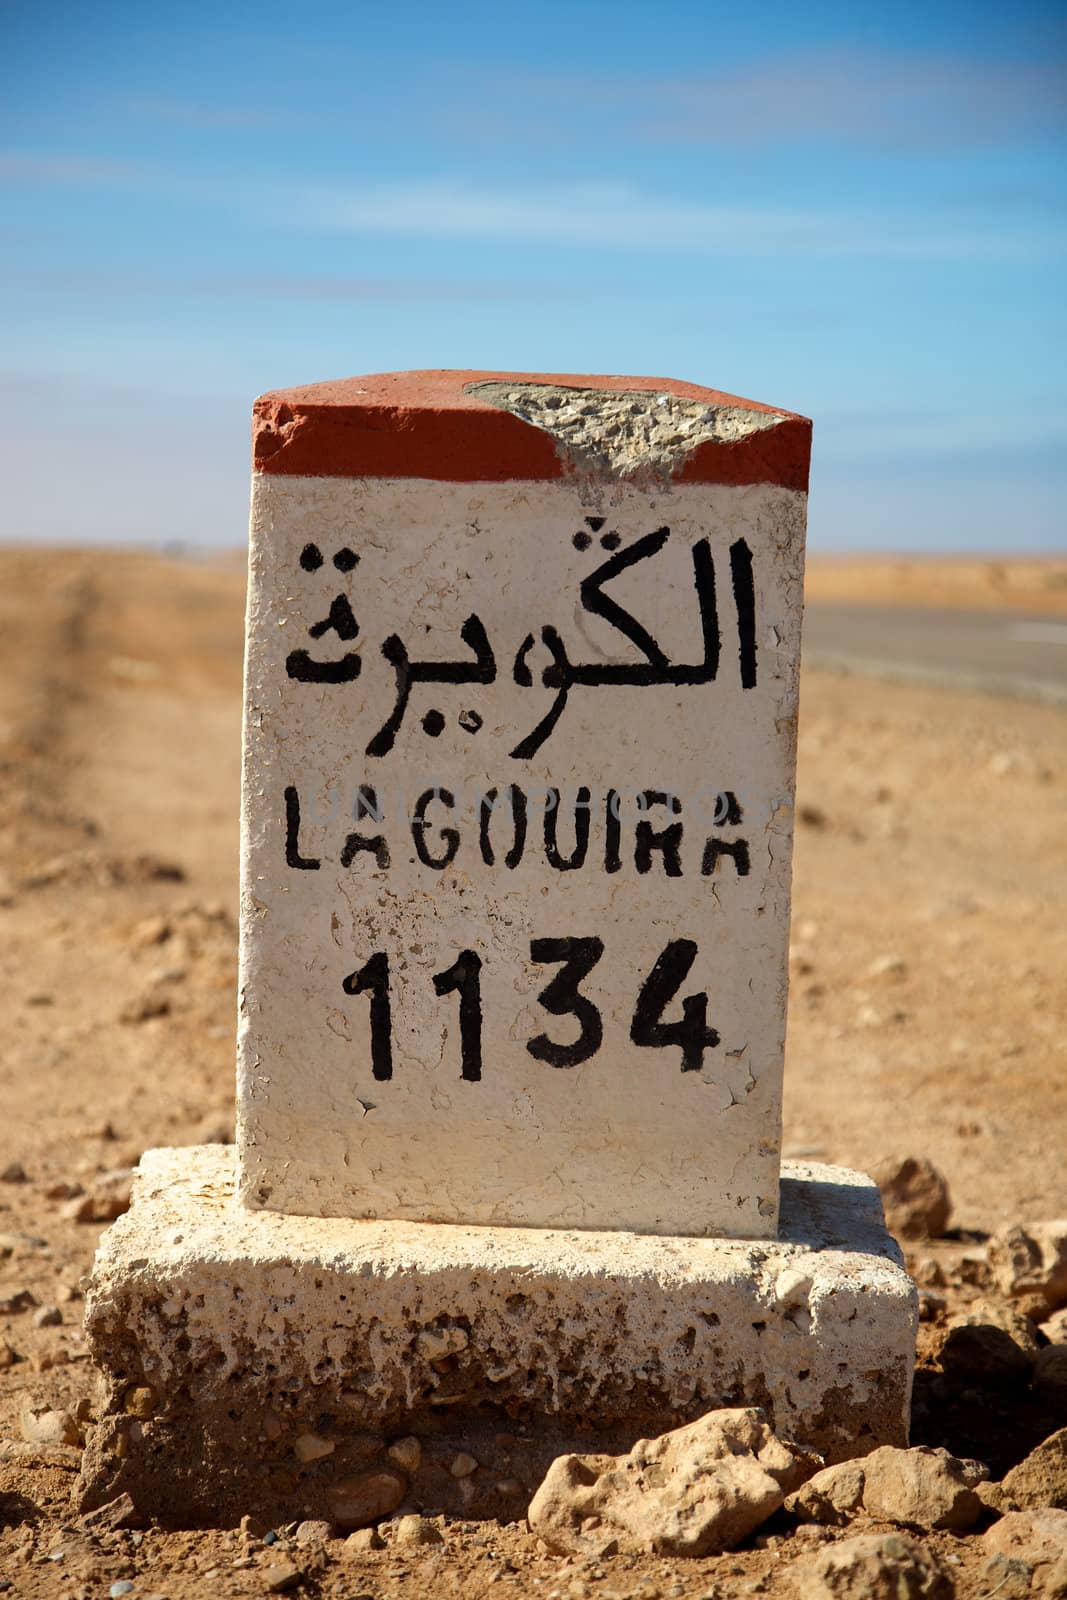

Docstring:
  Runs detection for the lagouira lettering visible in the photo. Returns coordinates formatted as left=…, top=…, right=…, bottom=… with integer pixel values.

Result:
left=239, top=464, right=806, bottom=1237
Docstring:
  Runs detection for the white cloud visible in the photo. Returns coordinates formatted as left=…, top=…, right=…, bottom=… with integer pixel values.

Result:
left=296, top=177, right=1062, bottom=261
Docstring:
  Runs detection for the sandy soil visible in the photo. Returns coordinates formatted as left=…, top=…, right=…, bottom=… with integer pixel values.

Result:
left=805, top=554, right=1067, bottom=614
left=1, top=548, right=1065, bottom=1598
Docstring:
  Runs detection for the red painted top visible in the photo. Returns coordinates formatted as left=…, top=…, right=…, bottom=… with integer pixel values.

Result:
left=252, top=370, right=811, bottom=490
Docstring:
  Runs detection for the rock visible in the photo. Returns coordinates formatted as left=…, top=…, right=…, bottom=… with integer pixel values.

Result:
left=793, top=1531, right=950, bottom=1600
left=0, top=1162, right=27, bottom=1183
left=110, top=1583, right=134, bottom=1599
left=989, top=1223, right=1067, bottom=1315
left=44, top=1180, right=84, bottom=1201
left=30, top=1348, right=69, bottom=1373
left=131, top=914, right=171, bottom=948
left=293, top=1432, right=334, bottom=1464
left=1043, top=1555, right=1067, bottom=1598
left=786, top=1460, right=866, bottom=1526
left=869, top=1157, right=951, bottom=1241
left=263, top=1562, right=303, bottom=1593
left=528, top=1406, right=811, bottom=1558
left=294, top=1519, right=332, bottom=1546
left=19, top=1407, right=81, bottom=1447
left=342, top=1527, right=384, bottom=1552
left=0, top=1439, right=82, bottom=1468
left=415, top=1325, right=468, bottom=1361
left=977, top=1555, right=1032, bottom=1600
left=450, top=1452, right=478, bottom=1478
left=0, top=1230, right=46, bottom=1254
left=393, top=1514, right=443, bottom=1546
left=0, top=1289, right=36, bottom=1315
left=63, top=1171, right=133, bottom=1223
left=1041, top=1309, right=1067, bottom=1345
left=0, top=1340, right=18, bottom=1369
left=327, top=1467, right=407, bottom=1530
left=123, top=1385, right=155, bottom=1419
left=938, top=1299, right=1040, bottom=1382
left=798, top=804, right=827, bottom=828
left=856, top=1447, right=984, bottom=1531
left=786, top=1446, right=983, bottom=1531
left=33, top=1305, right=62, bottom=1328
left=917, top=1290, right=946, bottom=1323
left=957, top=1249, right=993, bottom=1291
left=866, top=956, right=908, bottom=980
left=1002, top=1429, right=1067, bottom=1510
left=1034, top=1347, right=1067, bottom=1408
left=976, top=1479, right=1015, bottom=1515
left=386, top=1436, right=421, bottom=1475
left=76, top=1493, right=142, bottom=1532
left=983, top=1509, right=1067, bottom=1574
left=119, top=986, right=171, bottom=1024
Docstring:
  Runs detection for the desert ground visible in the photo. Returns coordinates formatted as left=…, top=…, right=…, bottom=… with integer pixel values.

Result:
left=1, top=548, right=1065, bottom=1598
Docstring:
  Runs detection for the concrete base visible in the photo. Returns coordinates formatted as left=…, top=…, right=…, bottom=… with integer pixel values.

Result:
left=80, top=1147, right=916, bottom=1527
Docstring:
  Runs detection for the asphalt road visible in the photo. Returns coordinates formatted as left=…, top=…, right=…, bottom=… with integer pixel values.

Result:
left=802, top=604, right=1067, bottom=706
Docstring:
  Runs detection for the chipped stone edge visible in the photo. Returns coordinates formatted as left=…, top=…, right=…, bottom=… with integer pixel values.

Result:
left=466, top=381, right=787, bottom=487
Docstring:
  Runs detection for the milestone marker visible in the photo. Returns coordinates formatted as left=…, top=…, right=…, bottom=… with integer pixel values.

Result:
left=81, top=373, right=918, bottom=1529
left=237, top=372, right=811, bottom=1235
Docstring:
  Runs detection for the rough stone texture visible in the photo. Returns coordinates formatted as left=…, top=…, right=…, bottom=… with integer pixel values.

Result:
left=869, top=1157, right=951, bottom=1242
left=990, top=1222, right=1067, bottom=1314
left=1002, top=1428, right=1067, bottom=1510
left=468, top=382, right=786, bottom=482
left=793, top=1531, right=951, bottom=1600
left=20, top=1406, right=81, bottom=1447
left=79, top=1147, right=915, bottom=1525
left=527, top=1406, right=812, bottom=1556
left=1041, top=1308, right=1067, bottom=1344
left=239, top=427, right=808, bottom=1238
left=326, top=1467, right=407, bottom=1530
left=937, top=1299, right=1040, bottom=1382
left=983, top=1509, right=1067, bottom=1570
left=977, top=1554, right=1034, bottom=1600
left=785, top=1446, right=985, bottom=1531
left=393, top=1514, right=444, bottom=1546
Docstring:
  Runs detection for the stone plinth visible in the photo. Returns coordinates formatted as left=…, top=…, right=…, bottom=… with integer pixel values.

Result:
left=79, top=1147, right=915, bottom=1527
left=238, top=371, right=811, bottom=1237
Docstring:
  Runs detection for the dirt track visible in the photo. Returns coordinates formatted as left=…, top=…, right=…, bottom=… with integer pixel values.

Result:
left=1, top=548, right=1065, bottom=1596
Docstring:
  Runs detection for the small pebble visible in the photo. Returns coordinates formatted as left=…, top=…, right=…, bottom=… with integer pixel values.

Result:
left=294, top=1519, right=332, bottom=1546
left=394, top=1514, right=443, bottom=1547
left=387, top=1435, right=422, bottom=1475
left=416, top=1325, right=469, bottom=1361
left=450, top=1452, right=479, bottom=1478
left=110, top=1584, right=135, bottom=1599
left=293, top=1431, right=334, bottom=1463
left=263, top=1562, right=302, bottom=1593
left=33, top=1305, right=62, bottom=1328
left=343, top=1527, right=384, bottom=1553
left=124, top=1385, right=155, bottom=1419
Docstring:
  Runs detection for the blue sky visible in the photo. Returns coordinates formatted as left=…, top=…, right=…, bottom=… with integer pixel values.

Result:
left=2, top=0, right=1065, bottom=550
